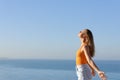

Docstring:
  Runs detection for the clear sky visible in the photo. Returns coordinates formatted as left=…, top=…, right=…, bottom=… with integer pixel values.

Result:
left=0, top=0, right=120, bottom=60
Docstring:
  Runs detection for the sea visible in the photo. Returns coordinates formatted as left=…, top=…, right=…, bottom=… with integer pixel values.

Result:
left=0, top=59, right=120, bottom=80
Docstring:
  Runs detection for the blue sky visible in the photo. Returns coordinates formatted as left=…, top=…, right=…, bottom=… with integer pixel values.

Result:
left=0, top=0, right=120, bottom=60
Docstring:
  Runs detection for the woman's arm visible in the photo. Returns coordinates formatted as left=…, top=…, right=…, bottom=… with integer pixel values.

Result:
left=83, top=45, right=99, bottom=72
left=83, top=45, right=107, bottom=80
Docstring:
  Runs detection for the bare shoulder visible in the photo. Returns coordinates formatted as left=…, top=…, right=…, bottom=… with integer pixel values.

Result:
left=81, top=44, right=89, bottom=51
left=82, top=44, right=91, bottom=57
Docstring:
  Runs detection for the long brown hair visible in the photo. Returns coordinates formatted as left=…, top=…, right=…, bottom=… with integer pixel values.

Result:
left=84, top=29, right=95, bottom=57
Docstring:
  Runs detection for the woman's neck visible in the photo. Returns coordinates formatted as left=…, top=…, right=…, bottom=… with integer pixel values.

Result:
left=81, top=43, right=88, bottom=47
left=80, top=43, right=84, bottom=48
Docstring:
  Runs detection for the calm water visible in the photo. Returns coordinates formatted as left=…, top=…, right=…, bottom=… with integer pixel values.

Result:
left=0, top=59, right=120, bottom=80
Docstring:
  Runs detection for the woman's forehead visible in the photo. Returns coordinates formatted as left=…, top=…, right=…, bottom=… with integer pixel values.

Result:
left=81, top=29, right=87, bottom=33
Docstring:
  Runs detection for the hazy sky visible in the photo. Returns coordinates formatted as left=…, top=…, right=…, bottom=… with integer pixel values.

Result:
left=0, top=0, right=120, bottom=60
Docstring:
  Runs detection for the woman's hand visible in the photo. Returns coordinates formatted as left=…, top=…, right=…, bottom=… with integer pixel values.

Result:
left=97, top=71, right=107, bottom=80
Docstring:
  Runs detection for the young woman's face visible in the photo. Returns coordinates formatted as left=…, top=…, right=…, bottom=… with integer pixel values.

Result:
left=78, top=30, right=86, bottom=39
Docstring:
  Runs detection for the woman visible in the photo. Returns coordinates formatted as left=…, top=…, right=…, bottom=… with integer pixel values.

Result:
left=76, top=29, right=107, bottom=80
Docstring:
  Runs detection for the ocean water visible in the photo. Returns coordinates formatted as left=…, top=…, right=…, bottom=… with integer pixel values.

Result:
left=0, top=59, right=120, bottom=80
